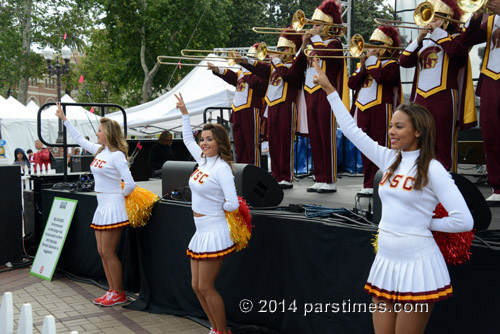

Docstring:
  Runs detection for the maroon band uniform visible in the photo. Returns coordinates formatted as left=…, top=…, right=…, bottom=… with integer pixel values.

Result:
left=399, top=0, right=477, bottom=172
left=349, top=57, right=401, bottom=189
left=241, top=57, right=302, bottom=183
left=291, top=0, right=349, bottom=192
left=212, top=66, right=267, bottom=166
left=462, top=14, right=500, bottom=197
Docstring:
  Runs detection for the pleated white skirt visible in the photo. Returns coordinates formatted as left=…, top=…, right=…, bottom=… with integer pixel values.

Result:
left=364, top=229, right=453, bottom=303
left=187, top=215, right=235, bottom=260
left=91, top=193, right=129, bottom=230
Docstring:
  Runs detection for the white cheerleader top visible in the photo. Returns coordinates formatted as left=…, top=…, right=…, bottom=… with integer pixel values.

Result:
left=182, top=115, right=239, bottom=216
left=63, top=120, right=136, bottom=196
left=327, top=92, right=473, bottom=237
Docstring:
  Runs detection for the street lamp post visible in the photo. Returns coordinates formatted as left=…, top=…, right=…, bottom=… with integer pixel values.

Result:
left=43, top=45, right=71, bottom=144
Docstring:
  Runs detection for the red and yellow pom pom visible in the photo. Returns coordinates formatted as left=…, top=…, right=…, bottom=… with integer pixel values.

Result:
left=225, top=196, right=252, bottom=251
left=122, top=183, right=160, bottom=228
left=371, top=202, right=474, bottom=266
left=432, top=203, right=474, bottom=265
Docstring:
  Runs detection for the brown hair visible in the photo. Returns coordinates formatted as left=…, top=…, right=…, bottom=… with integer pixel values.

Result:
left=159, top=130, right=172, bottom=144
left=201, top=123, right=233, bottom=167
left=386, top=102, right=436, bottom=190
left=96, top=117, right=129, bottom=157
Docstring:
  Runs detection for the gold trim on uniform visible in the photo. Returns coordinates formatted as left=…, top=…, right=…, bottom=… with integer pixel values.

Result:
left=416, top=52, right=449, bottom=98
left=232, top=71, right=254, bottom=112
left=481, top=16, right=500, bottom=80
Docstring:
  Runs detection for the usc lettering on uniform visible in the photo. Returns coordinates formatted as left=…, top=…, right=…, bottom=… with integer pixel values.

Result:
left=191, top=168, right=209, bottom=184
left=380, top=173, right=415, bottom=191
left=91, top=158, right=106, bottom=169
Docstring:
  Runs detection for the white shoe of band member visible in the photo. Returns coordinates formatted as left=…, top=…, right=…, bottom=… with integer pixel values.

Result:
left=307, top=182, right=325, bottom=192
left=279, top=180, right=293, bottom=189
left=359, top=188, right=373, bottom=195
left=486, top=193, right=500, bottom=207
left=317, top=183, right=337, bottom=193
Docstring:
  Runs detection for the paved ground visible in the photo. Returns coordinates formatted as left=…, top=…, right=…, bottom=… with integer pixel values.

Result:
left=0, top=266, right=208, bottom=334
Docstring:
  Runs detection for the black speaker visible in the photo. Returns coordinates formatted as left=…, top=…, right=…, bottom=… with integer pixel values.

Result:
left=372, top=170, right=383, bottom=224
left=0, top=166, right=23, bottom=263
left=162, top=161, right=197, bottom=201
left=372, top=170, right=491, bottom=230
left=52, top=157, right=65, bottom=173
left=161, top=161, right=283, bottom=207
left=232, top=163, right=283, bottom=207
left=70, top=155, right=94, bottom=172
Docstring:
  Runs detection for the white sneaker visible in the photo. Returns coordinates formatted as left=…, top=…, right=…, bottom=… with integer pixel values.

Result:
left=359, top=188, right=373, bottom=195
left=317, top=183, right=337, bottom=193
left=307, top=182, right=325, bottom=192
left=486, top=193, right=500, bottom=207
left=279, top=180, right=293, bottom=189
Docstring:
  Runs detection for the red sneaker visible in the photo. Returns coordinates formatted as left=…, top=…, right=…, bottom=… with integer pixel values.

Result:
left=92, top=290, right=111, bottom=305
left=100, top=290, right=127, bottom=307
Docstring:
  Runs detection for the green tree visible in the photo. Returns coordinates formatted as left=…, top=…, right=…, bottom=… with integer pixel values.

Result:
left=0, top=0, right=96, bottom=102
left=352, top=0, right=398, bottom=43
left=85, top=0, right=233, bottom=106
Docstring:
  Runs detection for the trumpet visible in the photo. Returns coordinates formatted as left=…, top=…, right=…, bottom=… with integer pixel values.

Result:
left=255, top=42, right=295, bottom=61
left=303, top=34, right=405, bottom=59
left=157, top=56, right=240, bottom=68
left=375, top=1, right=464, bottom=30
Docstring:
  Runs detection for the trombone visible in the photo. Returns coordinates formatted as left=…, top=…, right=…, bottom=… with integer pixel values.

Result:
left=292, top=9, right=347, bottom=37
left=303, top=34, right=405, bottom=59
left=252, top=9, right=347, bottom=37
left=157, top=56, right=240, bottom=68
left=458, top=0, right=489, bottom=13
left=375, top=1, right=464, bottom=30
left=255, top=42, right=295, bottom=61
left=458, top=0, right=490, bottom=22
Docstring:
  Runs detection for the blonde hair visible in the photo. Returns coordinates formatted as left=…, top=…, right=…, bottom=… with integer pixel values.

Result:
left=96, top=117, right=129, bottom=156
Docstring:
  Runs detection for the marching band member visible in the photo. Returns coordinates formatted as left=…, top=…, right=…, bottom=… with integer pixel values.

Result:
left=207, top=44, right=267, bottom=166
left=399, top=0, right=477, bottom=172
left=348, top=26, right=402, bottom=194
left=460, top=1, right=500, bottom=206
left=292, top=0, right=350, bottom=193
left=237, top=29, right=303, bottom=189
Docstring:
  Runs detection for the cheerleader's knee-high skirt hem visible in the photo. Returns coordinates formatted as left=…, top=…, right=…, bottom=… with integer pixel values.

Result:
left=91, top=193, right=130, bottom=230
left=364, top=229, right=453, bottom=304
left=187, top=215, right=235, bottom=260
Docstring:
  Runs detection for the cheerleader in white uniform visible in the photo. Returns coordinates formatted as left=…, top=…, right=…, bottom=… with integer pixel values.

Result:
left=55, top=103, right=135, bottom=307
left=312, top=60, right=473, bottom=333
left=176, top=93, right=238, bottom=334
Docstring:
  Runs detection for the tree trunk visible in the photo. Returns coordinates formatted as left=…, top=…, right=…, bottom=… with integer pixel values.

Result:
left=140, top=25, right=161, bottom=103
left=17, top=0, right=33, bottom=105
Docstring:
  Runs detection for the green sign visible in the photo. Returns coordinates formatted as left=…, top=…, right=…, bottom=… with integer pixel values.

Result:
left=30, top=197, right=78, bottom=281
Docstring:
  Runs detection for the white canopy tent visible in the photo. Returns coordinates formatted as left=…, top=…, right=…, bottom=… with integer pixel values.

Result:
left=0, top=95, right=100, bottom=162
left=107, top=55, right=236, bottom=135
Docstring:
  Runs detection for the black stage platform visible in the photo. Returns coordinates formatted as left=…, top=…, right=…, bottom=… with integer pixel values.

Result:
left=42, top=189, right=500, bottom=334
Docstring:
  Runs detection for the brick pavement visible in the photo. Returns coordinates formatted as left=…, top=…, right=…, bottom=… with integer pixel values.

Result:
left=0, top=266, right=208, bottom=334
